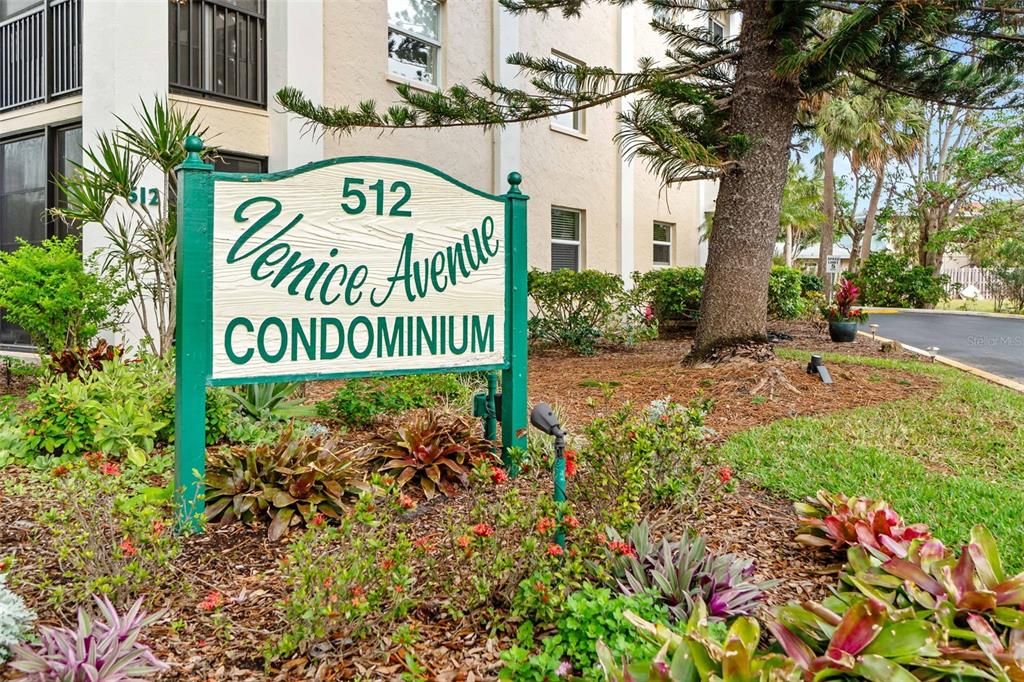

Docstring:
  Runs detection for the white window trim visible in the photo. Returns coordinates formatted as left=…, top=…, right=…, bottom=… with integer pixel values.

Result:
left=387, top=0, right=443, bottom=88
left=551, top=207, right=584, bottom=271
left=653, top=221, right=673, bottom=268
left=709, top=17, right=726, bottom=43
left=549, top=51, right=586, bottom=138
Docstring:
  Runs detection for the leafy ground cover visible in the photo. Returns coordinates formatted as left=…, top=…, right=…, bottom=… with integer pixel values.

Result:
left=722, top=348, right=1024, bottom=570
left=3, top=320, right=1022, bottom=679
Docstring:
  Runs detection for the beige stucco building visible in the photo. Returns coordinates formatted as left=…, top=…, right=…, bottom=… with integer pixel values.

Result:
left=0, top=0, right=731, bottom=348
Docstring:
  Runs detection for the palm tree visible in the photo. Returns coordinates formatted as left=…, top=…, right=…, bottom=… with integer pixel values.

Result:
left=816, top=86, right=924, bottom=273
left=779, top=164, right=824, bottom=267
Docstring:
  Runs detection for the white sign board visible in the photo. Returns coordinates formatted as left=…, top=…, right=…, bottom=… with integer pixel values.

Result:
left=209, top=160, right=507, bottom=381
left=825, top=255, right=842, bottom=275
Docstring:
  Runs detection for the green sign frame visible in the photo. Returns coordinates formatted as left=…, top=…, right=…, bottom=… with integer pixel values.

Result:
left=173, top=136, right=529, bottom=532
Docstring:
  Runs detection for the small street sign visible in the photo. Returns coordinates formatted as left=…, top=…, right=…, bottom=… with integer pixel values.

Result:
left=825, top=255, right=842, bottom=274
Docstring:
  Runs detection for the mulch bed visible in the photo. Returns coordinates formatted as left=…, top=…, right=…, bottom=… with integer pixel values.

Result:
left=530, top=323, right=934, bottom=439
left=0, top=321, right=930, bottom=680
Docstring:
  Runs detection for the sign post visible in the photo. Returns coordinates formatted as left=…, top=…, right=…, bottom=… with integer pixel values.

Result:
left=172, top=136, right=528, bottom=532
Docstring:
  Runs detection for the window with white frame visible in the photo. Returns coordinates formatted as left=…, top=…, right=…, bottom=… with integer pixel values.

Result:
left=388, top=0, right=441, bottom=86
left=709, top=17, right=725, bottom=44
left=550, top=52, right=584, bottom=133
left=653, top=221, right=673, bottom=267
left=551, top=207, right=582, bottom=271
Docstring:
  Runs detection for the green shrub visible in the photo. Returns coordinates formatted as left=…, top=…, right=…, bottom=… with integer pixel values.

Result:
left=499, top=583, right=668, bottom=681
left=527, top=269, right=655, bottom=355
left=800, top=272, right=823, bottom=293
left=767, top=265, right=804, bottom=319
left=0, top=237, right=127, bottom=353
left=852, top=252, right=948, bottom=308
left=35, top=458, right=180, bottom=610
left=634, top=267, right=704, bottom=323
left=575, top=399, right=711, bottom=529
left=21, top=354, right=238, bottom=459
left=316, top=373, right=469, bottom=427
left=635, top=266, right=805, bottom=324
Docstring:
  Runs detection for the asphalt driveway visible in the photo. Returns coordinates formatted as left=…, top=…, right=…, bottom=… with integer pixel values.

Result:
left=859, top=311, right=1024, bottom=383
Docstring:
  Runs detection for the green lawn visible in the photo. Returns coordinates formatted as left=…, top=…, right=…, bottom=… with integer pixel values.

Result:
left=935, top=299, right=1023, bottom=315
left=721, top=349, right=1024, bottom=569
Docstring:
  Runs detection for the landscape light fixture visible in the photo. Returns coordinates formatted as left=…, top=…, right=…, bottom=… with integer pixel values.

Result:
left=530, top=402, right=567, bottom=548
left=926, top=347, right=940, bottom=362
left=806, top=354, right=833, bottom=385
left=869, top=323, right=879, bottom=340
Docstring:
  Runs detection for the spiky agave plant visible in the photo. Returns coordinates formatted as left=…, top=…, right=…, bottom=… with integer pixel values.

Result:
left=602, top=523, right=773, bottom=622
left=9, top=596, right=167, bottom=681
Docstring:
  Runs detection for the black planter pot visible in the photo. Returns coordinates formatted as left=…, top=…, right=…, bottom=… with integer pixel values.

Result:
left=828, top=320, right=858, bottom=343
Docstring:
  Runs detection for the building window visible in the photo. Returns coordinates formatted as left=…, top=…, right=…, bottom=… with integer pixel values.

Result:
left=1, top=0, right=83, bottom=112
left=169, top=0, right=266, bottom=106
left=388, top=0, right=440, bottom=86
left=551, top=207, right=582, bottom=271
left=214, top=150, right=267, bottom=174
left=653, top=221, right=673, bottom=267
left=550, top=52, right=584, bottom=134
left=0, top=123, right=81, bottom=346
left=709, top=18, right=725, bottom=44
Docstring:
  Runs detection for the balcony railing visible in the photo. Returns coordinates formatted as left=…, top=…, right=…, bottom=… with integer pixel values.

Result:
left=0, top=0, right=82, bottom=112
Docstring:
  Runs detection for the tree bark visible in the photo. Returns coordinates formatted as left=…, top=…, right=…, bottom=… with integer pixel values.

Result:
left=860, top=170, right=885, bottom=266
left=817, top=145, right=837, bottom=284
left=691, top=2, right=801, bottom=358
left=848, top=222, right=865, bottom=272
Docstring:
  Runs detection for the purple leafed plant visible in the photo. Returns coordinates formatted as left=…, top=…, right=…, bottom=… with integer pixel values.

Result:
left=603, top=522, right=774, bottom=622
left=9, top=595, right=168, bottom=681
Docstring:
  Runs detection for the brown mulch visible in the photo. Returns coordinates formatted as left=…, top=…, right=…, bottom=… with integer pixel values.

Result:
left=530, top=324, right=934, bottom=440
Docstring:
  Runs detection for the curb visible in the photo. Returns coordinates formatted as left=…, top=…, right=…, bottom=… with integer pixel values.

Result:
left=856, top=330, right=1024, bottom=394
left=863, top=307, right=1024, bottom=320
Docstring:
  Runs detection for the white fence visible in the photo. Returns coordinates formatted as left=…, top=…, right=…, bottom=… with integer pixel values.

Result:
left=940, top=266, right=998, bottom=299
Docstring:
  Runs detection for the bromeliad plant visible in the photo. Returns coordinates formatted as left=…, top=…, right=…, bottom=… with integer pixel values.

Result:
left=205, top=425, right=367, bottom=540
left=368, top=410, right=496, bottom=499
left=600, top=521, right=773, bottom=623
left=9, top=596, right=168, bottom=681
left=795, top=490, right=931, bottom=558
left=821, top=279, right=869, bottom=323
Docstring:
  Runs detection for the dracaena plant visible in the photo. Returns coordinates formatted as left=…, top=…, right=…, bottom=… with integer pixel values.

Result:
left=602, top=522, right=773, bottom=622
left=368, top=410, right=496, bottom=499
left=821, top=279, right=869, bottom=323
left=795, top=490, right=931, bottom=558
left=9, top=596, right=168, bottom=681
left=205, top=425, right=367, bottom=540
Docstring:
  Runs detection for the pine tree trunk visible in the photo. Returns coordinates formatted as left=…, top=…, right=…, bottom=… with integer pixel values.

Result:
left=860, top=170, right=884, bottom=266
left=817, top=146, right=837, bottom=283
left=784, top=225, right=793, bottom=267
left=691, top=2, right=801, bottom=358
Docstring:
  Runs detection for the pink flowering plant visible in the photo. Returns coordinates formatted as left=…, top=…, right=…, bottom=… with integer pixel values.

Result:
left=821, top=279, right=869, bottom=322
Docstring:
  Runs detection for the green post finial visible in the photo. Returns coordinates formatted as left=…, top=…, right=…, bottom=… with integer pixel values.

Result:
left=507, top=171, right=522, bottom=194
left=183, top=135, right=206, bottom=169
